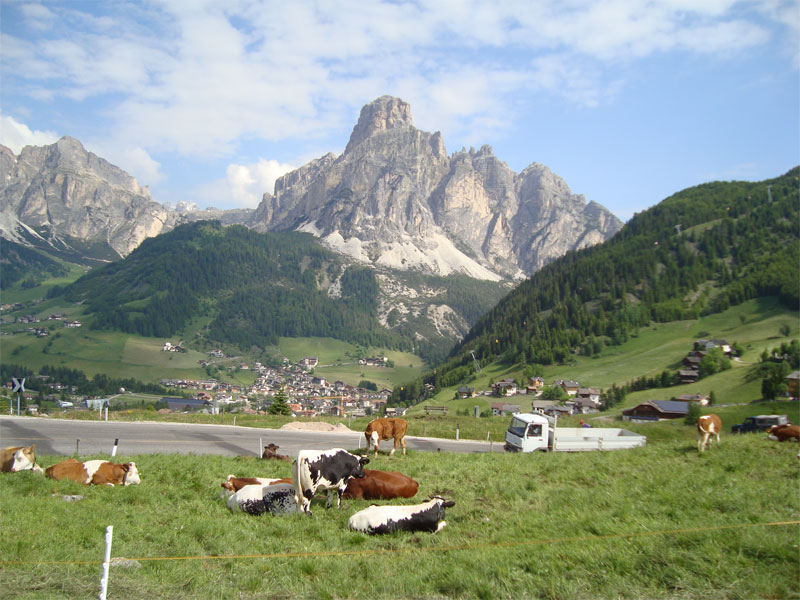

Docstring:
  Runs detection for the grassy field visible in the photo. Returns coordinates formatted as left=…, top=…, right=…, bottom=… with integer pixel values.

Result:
left=0, top=327, right=425, bottom=390
left=278, top=337, right=425, bottom=389
left=420, top=298, right=798, bottom=414
left=0, top=425, right=797, bottom=599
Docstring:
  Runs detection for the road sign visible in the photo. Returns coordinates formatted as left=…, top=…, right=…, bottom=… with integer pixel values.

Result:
left=11, top=378, right=25, bottom=393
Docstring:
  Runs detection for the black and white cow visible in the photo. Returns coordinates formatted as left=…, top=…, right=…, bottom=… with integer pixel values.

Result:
left=292, top=448, right=369, bottom=516
left=226, top=482, right=299, bottom=516
left=348, top=496, right=455, bottom=535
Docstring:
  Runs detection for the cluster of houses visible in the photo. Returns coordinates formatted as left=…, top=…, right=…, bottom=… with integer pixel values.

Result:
left=1, top=312, right=82, bottom=336
left=456, top=376, right=604, bottom=418
left=679, top=339, right=732, bottom=384
left=158, top=356, right=396, bottom=417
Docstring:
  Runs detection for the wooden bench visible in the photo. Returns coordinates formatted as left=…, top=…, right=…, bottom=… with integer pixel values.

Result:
left=425, top=405, right=448, bottom=415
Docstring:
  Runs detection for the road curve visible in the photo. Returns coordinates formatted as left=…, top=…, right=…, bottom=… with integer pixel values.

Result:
left=0, top=416, right=504, bottom=459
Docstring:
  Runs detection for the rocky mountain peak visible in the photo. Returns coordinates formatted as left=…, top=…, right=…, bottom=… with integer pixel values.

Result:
left=249, top=96, right=622, bottom=280
left=344, top=95, right=414, bottom=154
left=1, top=136, right=182, bottom=259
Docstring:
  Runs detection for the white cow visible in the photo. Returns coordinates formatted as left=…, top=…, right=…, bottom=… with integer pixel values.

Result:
left=226, top=482, right=298, bottom=516
left=348, top=496, right=456, bottom=535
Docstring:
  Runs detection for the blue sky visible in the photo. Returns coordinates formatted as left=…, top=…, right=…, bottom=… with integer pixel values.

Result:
left=1, top=1, right=797, bottom=221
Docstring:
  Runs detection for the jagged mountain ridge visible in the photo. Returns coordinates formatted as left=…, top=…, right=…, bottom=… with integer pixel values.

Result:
left=248, top=95, right=622, bottom=279
left=0, top=138, right=253, bottom=263
left=1, top=97, right=620, bottom=279
left=0, top=137, right=181, bottom=261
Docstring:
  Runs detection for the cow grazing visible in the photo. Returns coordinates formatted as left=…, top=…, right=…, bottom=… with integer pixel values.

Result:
left=364, top=418, right=408, bottom=457
left=767, top=424, right=800, bottom=443
left=262, top=443, right=291, bottom=462
left=343, top=469, right=418, bottom=500
left=348, top=496, right=455, bottom=535
left=293, top=448, right=369, bottom=516
left=45, top=459, right=141, bottom=486
left=221, top=475, right=292, bottom=495
left=697, top=414, right=722, bottom=452
left=226, top=482, right=299, bottom=516
left=1, top=445, right=44, bottom=474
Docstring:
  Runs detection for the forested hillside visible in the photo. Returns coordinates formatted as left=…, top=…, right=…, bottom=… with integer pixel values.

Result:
left=393, top=168, right=799, bottom=403
left=0, top=239, right=68, bottom=289
left=47, top=221, right=505, bottom=363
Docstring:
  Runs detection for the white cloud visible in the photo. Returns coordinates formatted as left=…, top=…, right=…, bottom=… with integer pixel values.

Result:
left=1, top=0, right=792, bottom=184
left=0, top=115, right=59, bottom=153
left=227, top=159, right=295, bottom=208
left=91, top=143, right=164, bottom=188
left=18, top=2, right=56, bottom=31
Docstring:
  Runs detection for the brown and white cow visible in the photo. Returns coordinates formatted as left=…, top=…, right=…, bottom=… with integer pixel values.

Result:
left=364, top=418, right=408, bottom=457
left=45, top=458, right=141, bottom=486
left=221, top=475, right=292, bottom=495
left=1, top=445, right=44, bottom=474
left=697, top=414, right=722, bottom=453
left=343, top=469, right=418, bottom=500
left=766, top=424, right=800, bottom=443
left=262, top=443, right=291, bottom=462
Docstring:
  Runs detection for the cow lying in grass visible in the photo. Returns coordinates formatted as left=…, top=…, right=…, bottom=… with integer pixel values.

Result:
left=226, top=482, right=298, bottom=515
left=221, top=475, right=292, bottom=495
left=348, top=496, right=455, bottom=535
left=767, top=424, right=800, bottom=443
left=343, top=469, right=418, bottom=500
left=1, top=445, right=44, bottom=474
left=262, top=443, right=291, bottom=462
left=46, top=459, right=140, bottom=486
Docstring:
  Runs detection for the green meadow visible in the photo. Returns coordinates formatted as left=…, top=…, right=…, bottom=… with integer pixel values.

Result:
left=0, top=426, right=797, bottom=599
left=420, top=297, right=799, bottom=414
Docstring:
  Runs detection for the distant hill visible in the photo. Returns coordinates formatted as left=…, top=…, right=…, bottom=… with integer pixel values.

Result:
left=0, top=239, right=68, bottom=290
left=393, top=168, right=799, bottom=402
left=50, top=221, right=507, bottom=363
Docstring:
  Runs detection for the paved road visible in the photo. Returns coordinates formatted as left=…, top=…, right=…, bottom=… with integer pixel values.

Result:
left=0, top=416, right=504, bottom=458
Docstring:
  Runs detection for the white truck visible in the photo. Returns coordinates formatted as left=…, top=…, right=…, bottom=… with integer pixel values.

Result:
left=504, top=412, right=646, bottom=452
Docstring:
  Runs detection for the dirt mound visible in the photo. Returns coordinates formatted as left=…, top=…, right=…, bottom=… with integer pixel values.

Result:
left=280, top=421, right=356, bottom=433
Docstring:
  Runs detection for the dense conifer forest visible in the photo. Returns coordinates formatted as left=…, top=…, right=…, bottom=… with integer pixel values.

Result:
left=47, top=221, right=505, bottom=363
left=390, top=168, right=799, bottom=405
left=0, top=239, right=68, bottom=289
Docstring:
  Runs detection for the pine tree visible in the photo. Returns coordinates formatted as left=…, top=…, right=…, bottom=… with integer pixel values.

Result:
left=268, top=386, right=292, bottom=415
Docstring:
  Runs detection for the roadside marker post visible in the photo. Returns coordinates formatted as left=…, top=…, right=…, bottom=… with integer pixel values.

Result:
left=111, top=439, right=119, bottom=458
left=12, top=378, right=24, bottom=416
left=99, top=525, right=113, bottom=600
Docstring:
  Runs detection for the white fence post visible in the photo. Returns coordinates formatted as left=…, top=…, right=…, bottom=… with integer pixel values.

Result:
left=99, top=525, right=113, bottom=600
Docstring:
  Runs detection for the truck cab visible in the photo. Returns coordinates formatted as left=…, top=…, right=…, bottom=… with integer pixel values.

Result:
left=731, top=414, right=788, bottom=434
left=504, top=413, right=551, bottom=452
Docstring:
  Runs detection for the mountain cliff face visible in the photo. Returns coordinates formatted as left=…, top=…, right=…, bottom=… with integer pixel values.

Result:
left=249, top=96, right=622, bottom=279
left=0, top=137, right=185, bottom=260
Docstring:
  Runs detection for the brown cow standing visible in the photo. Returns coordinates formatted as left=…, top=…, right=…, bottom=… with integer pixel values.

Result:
left=767, top=424, right=800, bottom=442
left=697, top=414, right=722, bottom=453
left=343, top=469, right=418, bottom=500
left=46, top=458, right=141, bottom=486
left=365, top=418, right=408, bottom=457
left=262, top=443, right=291, bottom=462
